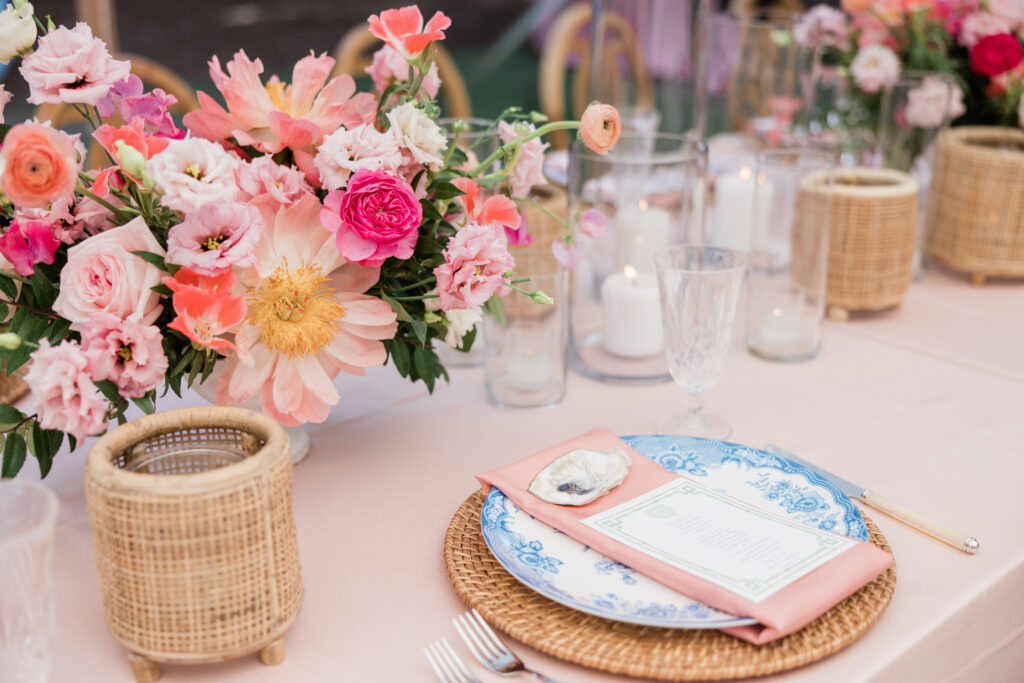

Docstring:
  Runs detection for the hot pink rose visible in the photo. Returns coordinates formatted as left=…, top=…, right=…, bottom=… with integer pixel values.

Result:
left=19, top=22, right=131, bottom=106
left=970, top=33, right=1024, bottom=77
left=80, top=313, right=168, bottom=399
left=0, top=219, right=60, bottom=276
left=24, top=339, right=107, bottom=442
left=53, top=216, right=165, bottom=329
left=237, top=156, right=312, bottom=207
left=320, top=169, right=422, bottom=266
left=434, top=223, right=515, bottom=310
left=499, top=120, right=548, bottom=198
left=166, top=201, right=264, bottom=275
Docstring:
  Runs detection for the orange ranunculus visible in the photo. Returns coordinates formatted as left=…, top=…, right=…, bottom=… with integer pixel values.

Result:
left=0, top=123, right=78, bottom=209
left=841, top=0, right=874, bottom=14
left=579, top=102, right=621, bottom=156
left=368, top=6, right=451, bottom=60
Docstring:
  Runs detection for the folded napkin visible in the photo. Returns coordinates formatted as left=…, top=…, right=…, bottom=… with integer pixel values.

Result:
left=477, top=428, right=893, bottom=644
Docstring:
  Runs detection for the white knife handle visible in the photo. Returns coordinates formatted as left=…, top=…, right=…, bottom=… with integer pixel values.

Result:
left=861, top=490, right=979, bottom=554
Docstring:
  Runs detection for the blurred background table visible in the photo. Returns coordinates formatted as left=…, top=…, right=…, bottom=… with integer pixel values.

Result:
left=31, top=266, right=1024, bottom=682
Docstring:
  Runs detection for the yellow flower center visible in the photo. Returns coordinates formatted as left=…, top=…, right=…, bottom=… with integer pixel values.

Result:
left=185, top=165, right=204, bottom=180
left=203, top=235, right=225, bottom=251
left=247, top=260, right=346, bottom=357
left=117, top=346, right=132, bottom=362
left=265, top=79, right=293, bottom=114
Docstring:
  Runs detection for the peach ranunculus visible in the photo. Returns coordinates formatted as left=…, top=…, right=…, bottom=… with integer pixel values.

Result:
left=0, top=122, right=79, bottom=209
left=215, top=193, right=398, bottom=426
left=579, top=102, right=621, bottom=155
left=53, top=216, right=165, bottom=329
left=183, top=50, right=374, bottom=159
left=19, top=22, right=131, bottom=106
left=368, top=6, right=452, bottom=60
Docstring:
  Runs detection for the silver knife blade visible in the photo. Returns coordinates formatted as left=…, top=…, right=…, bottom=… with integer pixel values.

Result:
left=764, top=444, right=866, bottom=499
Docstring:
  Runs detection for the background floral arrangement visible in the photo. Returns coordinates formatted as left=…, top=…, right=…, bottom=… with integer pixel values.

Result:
left=0, top=1, right=620, bottom=477
left=796, top=0, right=1024, bottom=129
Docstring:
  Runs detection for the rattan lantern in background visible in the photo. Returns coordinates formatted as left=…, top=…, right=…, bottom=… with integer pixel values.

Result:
left=927, top=126, right=1024, bottom=285
left=85, top=407, right=303, bottom=683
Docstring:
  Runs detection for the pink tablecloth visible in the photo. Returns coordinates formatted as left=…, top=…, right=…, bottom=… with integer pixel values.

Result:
left=34, top=267, right=1024, bottom=682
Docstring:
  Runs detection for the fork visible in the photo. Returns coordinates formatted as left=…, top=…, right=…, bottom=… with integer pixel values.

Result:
left=453, top=609, right=563, bottom=682
left=424, top=637, right=482, bottom=683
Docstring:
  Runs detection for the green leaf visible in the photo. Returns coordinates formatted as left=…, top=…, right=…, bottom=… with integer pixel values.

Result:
left=482, top=295, right=507, bottom=327
left=457, top=323, right=477, bottom=352
left=446, top=147, right=468, bottom=168
left=28, top=422, right=53, bottom=478
left=389, top=339, right=411, bottom=377
left=170, top=346, right=197, bottom=377
left=150, top=283, right=173, bottom=296
left=411, top=319, right=428, bottom=344
left=420, top=199, right=444, bottom=223
left=94, top=379, right=122, bottom=404
left=0, top=273, right=19, bottom=300
left=68, top=434, right=78, bottom=451
left=380, top=294, right=413, bottom=323
left=413, top=344, right=435, bottom=393
left=0, top=405, right=25, bottom=431
left=131, top=250, right=169, bottom=271
left=131, top=393, right=156, bottom=415
left=2, top=432, right=27, bottom=478
left=29, top=270, right=56, bottom=309
left=45, top=318, right=72, bottom=345
left=430, top=182, right=465, bottom=200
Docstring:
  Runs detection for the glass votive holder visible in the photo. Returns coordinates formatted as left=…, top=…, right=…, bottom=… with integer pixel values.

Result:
left=745, top=148, right=834, bottom=362
left=483, top=269, right=569, bottom=409
left=0, top=480, right=59, bottom=683
left=568, top=133, right=708, bottom=384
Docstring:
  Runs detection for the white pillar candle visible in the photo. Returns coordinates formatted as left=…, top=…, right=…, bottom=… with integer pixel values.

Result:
left=614, top=200, right=672, bottom=273
left=757, top=305, right=802, bottom=346
left=601, top=266, right=663, bottom=358
left=506, top=350, right=553, bottom=391
left=712, top=167, right=773, bottom=252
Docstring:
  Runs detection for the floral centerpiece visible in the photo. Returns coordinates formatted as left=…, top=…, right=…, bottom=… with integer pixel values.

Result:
left=0, top=2, right=620, bottom=477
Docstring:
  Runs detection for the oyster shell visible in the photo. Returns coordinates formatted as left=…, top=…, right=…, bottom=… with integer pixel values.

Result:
left=528, top=448, right=631, bottom=506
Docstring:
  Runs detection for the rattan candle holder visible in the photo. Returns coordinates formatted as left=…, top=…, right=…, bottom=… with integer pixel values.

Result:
left=85, top=407, right=303, bottom=683
left=809, top=167, right=918, bottom=321
left=927, top=126, right=1024, bottom=285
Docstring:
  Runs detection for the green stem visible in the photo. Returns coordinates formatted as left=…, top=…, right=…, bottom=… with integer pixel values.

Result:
left=389, top=294, right=440, bottom=302
left=0, top=298, right=59, bottom=319
left=75, top=183, right=122, bottom=217
left=513, top=197, right=570, bottom=229
left=471, top=120, right=581, bottom=178
left=388, top=277, right=435, bottom=294
left=442, top=129, right=462, bottom=166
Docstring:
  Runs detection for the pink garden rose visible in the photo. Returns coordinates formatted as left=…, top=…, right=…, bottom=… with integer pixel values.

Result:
left=0, top=219, right=59, bottom=276
left=237, top=156, right=312, bottom=206
left=24, top=339, right=107, bottom=442
left=366, top=45, right=441, bottom=98
left=146, top=137, right=241, bottom=213
left=53, top=216, right=165, bottom=329
left=433, top=222, right=514, bottom=310
left=498, top=120, right=548, bottom=198
left=166, top=201, right=264, bottom=275
left=19, top=22, right=131, bottom=106
left=81, top=313, right=168, bottom=398
left=321, top=169, right=422, bottom=266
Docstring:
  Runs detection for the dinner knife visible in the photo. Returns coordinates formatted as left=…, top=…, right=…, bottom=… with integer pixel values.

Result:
left=764, top=444, right=980, bottom=555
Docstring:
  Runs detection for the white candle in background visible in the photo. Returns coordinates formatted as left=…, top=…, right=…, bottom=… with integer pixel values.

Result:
left=712, top=167, right=773, bottom=252
left=758, top=305, right=802, bottom=346
left=614, top=200, right=672, bottom=273
left=506, top=349, right=553, bottom=391
left=601, top=265, right=663, bottom=358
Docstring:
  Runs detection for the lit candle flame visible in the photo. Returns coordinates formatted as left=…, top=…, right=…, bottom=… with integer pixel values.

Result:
left=772, top=307, right=783, bottom=317
left=624, top=265, right=638, bottom=284
left=638, top=199, right=649, bottom=210
left=739, top=166, right=753, bottom=180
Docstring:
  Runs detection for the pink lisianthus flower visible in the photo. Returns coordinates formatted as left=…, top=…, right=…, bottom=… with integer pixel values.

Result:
left=498, top=121, right=548, bottom=198
left=904, top=76, right=967, bottom=128
left=24, top=339, right=107, bottom=442
left=19, top=22, right=131, bottom=106
left=167, top=285, right=247, bottom=353
left=313, top=123, right=404, bottom=190
left=215, top=194, right=398, bottom=426
left=97, top=74, right=182, bottom=137
left=366, top=45, right=441, bottom=98
left=579, top=209, right=609, bottom=238
left=80, top=313, right=168, bottom=399
left=0, top=84, right=11, bottom=124
left=183, top=50, right=373, bottom=158
left=237, top=156, right=312, bottom=207
left=794, top=6, right=850, bottom=48
left=0, top=219, right=60, bottom=277
left=321, top=169, right=422, bottom=266
left=146, top=137, right=241, bottom=213
left=551, top=238, right=584, bottom=270
left=368, top=6, right=452, bottom=59
left=166, top=201, right=265, bottom=276
left=434, top=222, right=515, bottom=310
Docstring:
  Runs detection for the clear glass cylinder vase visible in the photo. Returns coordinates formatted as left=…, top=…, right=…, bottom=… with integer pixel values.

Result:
left=568, top=133, right=708, bottom=383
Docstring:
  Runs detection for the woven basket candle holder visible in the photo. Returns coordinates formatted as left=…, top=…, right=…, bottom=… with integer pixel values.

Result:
left=927, top=126, right=1024, bottom=285
left=85, top=407, right=303, bottom=683
left=799, top=167, right=918, bottom=321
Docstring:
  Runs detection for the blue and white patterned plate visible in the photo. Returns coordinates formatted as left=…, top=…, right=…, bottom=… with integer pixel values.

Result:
left=480, top=435, right=868, bottom=630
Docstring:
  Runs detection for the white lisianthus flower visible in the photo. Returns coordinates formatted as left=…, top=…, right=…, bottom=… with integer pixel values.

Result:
left=0, top=1, right=37, bottom=64
left=443, top=306, right=483, bottom=349
left=850, top=45, right=901, bottom=94
left=147, top=137, right=241, bottom=213
left=314, top=123, right=404, bottom=190
left=386, top=101, right=447, bottom=168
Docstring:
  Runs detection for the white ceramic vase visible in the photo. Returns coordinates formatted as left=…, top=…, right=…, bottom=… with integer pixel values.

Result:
left=192, top=365, right=311, bottom=466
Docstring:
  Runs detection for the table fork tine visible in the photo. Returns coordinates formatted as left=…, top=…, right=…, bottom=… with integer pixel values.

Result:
left=453, top=609, right=562, bottom=682
left=424, top=637, right=482, bottom=683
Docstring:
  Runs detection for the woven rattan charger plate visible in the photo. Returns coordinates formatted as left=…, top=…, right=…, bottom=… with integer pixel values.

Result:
left=444, top=491, right=896, bottom=681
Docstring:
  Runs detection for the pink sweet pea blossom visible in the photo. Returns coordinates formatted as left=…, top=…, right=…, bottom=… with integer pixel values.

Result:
left=15, top=193, right=110, bottom=244
left=498, top=121, right=548, bottom=198
left=366, top=45, right=441, bottom=98
left=19, top=22, right=131, bottom=106
left=368, top=6, right=452, bottom=59
left=237, top=156, right=312, bottom=207
left=0, top=219, right=60, bottom=276
left=166, top=201, right=265, bottom=275
left=579, top=209, right=608, bottom=238
left=434, top=222, right=515, bottom=310
left=551, top=238, right=584, bottom=269
left=24, top=339, right=107, bottom=442
left=321, top=169, right=422, bottom=266
left=97, top=74, right=181, bottom=137
left=794, top=6, right=849, bottom=48
left=450, top=177, right=521, bottom=230
left=505, top=213, right=534, bottom=246
left=80, top=313, right=168, bottom=398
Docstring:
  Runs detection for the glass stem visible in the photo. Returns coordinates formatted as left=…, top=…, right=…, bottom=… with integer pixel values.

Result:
left=685, top=392, right=705, bottom=424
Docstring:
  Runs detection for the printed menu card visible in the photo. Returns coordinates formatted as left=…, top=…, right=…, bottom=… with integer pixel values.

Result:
left=477, top=428, right=893, bottom=644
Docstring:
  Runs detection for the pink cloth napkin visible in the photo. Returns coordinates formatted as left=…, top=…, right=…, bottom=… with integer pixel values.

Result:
left=477, top=428, right=894, bottom=644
